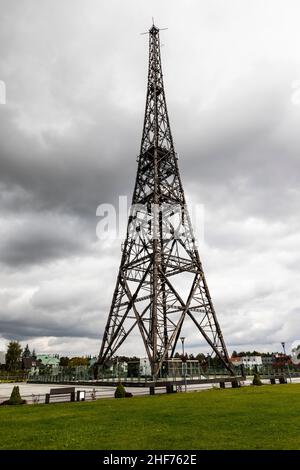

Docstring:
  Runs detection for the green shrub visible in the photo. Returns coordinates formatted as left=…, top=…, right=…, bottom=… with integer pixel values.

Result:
left=252, top=373, right=263, bottom=386
left=1, top=386, right=26, bottom=405
left=114, top=383, right=126, bottom=398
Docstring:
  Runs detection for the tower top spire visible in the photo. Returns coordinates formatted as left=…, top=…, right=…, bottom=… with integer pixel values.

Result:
left=149, top=24, right=159, bottom=35
left=139, top=19, right=173, bottom=157
left=140, top=22, right=167, bottom=36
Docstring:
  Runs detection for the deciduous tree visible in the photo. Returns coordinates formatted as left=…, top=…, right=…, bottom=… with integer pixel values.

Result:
left=6, top=341, right=22, bottom=371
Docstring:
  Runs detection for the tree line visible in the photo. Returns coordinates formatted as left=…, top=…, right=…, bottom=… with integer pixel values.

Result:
left=1, top=341, right=92, bottom=371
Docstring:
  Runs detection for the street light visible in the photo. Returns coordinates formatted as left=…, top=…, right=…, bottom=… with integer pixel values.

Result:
left=116, top=357, right=119, bottom=379
left=281, top=342, right=292, bottom=383
left=180, top=337, right=187, bottom=392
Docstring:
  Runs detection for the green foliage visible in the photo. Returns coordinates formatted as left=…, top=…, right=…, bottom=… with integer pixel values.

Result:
left=1, top=386, right=26, bottom=405
left=207, top=355, right=223, bottom=368
left=9, top=386, right=24, bottom=404
left=59, top=357, right=70, bottom=367
left=5, top=341, right=22, bottom=371
left=236, top=350, right=274, bottom=357
left=69, top=357, right=89, bottom=367
left=252, top=373, right=263, bottom=386
left=0, top=371, right=26, bottom=383
left=195, top=353, right=206, bottom=362
left=22, top=344, right=31, bottom=358
left=114, top=382, right=126, bottom=398
left=115, top=355, right=139, bottom=363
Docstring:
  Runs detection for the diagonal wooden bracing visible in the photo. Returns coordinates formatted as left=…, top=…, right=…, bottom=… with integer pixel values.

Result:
left=98, top=24, right=234, bottom=377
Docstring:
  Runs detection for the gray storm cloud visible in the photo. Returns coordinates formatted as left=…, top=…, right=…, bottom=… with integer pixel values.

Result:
left=0, top=0, right=300, bottom=355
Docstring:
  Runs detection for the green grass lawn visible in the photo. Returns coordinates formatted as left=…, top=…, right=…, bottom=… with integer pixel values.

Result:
left=0, top=384, right=300, bottom=450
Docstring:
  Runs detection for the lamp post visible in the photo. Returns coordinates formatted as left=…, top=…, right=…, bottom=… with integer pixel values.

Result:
left=207, top=353, right=211, bottom=377
left=281, top=342, right=292, bottom=383
left=180, top=337, right=187, bottom=392
left=116, top=357, right=119, bottom=379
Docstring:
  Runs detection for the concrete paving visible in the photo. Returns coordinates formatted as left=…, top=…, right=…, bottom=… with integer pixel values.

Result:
left=0, top=382, right=161, bottom=403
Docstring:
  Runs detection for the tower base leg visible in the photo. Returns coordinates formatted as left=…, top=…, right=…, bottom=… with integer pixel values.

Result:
left=231, top=380, right=241, bottom=388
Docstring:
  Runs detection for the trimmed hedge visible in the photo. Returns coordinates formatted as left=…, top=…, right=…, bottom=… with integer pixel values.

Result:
left=114, top=383, right=126, bottom=398
left=1, top=386, right=26, bottom=405
left=252, top=373, right=263, bottom=386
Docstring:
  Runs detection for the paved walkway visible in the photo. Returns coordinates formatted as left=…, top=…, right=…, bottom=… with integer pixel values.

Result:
left=1, top=377, right=300, bottom=404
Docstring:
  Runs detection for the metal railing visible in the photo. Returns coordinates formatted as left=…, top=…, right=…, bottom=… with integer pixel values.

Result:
left=26, top=364, right=300, bottom=385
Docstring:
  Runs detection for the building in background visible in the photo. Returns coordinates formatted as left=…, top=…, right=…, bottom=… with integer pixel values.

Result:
left=36, top=354, right=60, bottom=368
left=22, top=356, right=41, bottom=376
left=230, top=355, right=263, bottom=371
left=230, top=356, right=242, bottom=367
left=272, top=353, right=292, bottom=367
left=261, top=355, right=274, bottom=367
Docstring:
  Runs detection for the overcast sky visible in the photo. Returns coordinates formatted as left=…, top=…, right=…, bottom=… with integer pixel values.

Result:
left=1, top=0, right=300, bottom=357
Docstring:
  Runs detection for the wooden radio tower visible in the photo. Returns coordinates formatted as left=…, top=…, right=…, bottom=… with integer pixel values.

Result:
left=97, top=24, right=233, bottom=377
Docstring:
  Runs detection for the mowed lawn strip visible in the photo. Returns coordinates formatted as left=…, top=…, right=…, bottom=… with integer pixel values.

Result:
left=0, top=384, right=299, bottom=450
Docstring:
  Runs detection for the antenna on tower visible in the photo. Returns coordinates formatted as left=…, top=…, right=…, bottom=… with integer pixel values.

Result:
left=140, top=21, right=168, bottom=35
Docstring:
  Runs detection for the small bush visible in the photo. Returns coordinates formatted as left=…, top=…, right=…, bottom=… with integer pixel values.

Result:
left=1, top=386, right=26, bottom=405
left=125, top=392, right=133, bottom=398
left=252, top=373, right=263, bottom=386
left=114, top=383, right=126, bottom=398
